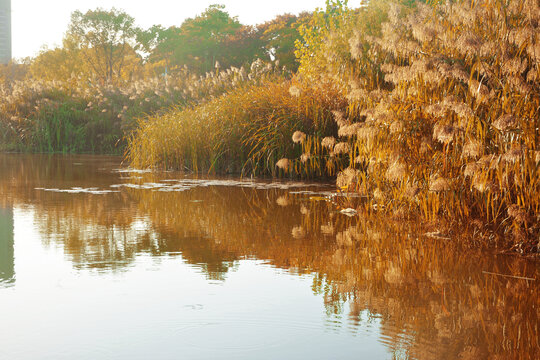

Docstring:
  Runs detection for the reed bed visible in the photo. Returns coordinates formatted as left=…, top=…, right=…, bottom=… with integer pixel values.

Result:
left=127, top=78, right=345, bottom=176
left=0, top=61, right=275, bottom=153
left=283, top=0, right=539, bottom=250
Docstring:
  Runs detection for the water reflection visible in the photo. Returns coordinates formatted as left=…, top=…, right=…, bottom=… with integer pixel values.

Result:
left=0, top=206, right=14, bottom=286
left=0, top=154, right=538, bottom=359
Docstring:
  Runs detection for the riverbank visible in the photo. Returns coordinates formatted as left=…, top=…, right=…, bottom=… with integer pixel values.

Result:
left=0, top=63, right=277, bottom=154
left=1, top=0, right=538, bottom=254
left=126, top=0, right=539, bottom=254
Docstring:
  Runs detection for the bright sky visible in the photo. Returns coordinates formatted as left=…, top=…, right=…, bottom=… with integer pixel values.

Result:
left=12, top=0, right=361, bottom=59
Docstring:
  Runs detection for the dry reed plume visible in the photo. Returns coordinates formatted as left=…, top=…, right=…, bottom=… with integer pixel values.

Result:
left=285, top=0, right=539, bottom=252
left=1, top=60, right=277, bottom=152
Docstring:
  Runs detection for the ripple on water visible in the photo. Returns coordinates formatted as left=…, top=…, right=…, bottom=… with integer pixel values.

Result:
left=171, top=313, right=331, bottom=353
left=35, top=187, right=120, bottom=195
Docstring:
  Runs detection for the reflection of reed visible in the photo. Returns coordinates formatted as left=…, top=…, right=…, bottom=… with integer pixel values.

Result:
left=131, top=182, right=319, bottom=279
left=0, top=154, right=123, bottom=206
left=134, top=183, right=539, bottom=359
left=0, top=154, right=538, bottom=359
left=309, top=221, right=538, bottom=360
left=0, top=154, right=147, bottom=270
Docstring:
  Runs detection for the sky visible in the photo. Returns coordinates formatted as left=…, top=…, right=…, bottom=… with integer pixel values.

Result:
left=11, top=0, right=360, bottom=59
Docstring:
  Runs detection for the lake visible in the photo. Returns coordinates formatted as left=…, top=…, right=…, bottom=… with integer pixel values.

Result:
left=0, top=154, right=538, bottom=359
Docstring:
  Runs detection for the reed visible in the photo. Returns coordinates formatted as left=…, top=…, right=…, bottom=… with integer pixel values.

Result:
left=0, top=61, right=271, bottom=153
left=285, top=0, right=539, bottom=250
left=127, top=77, right=344, bottom=176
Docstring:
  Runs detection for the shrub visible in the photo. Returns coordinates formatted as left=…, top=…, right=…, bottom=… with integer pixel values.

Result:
left=0, top=61, right=276, bottom=153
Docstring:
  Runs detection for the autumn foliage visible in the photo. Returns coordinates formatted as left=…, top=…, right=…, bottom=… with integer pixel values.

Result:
left=0, top=5, right=307, bottom=152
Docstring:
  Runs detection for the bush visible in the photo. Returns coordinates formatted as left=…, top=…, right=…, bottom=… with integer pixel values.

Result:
left=0, top=61, right=277, bottom=153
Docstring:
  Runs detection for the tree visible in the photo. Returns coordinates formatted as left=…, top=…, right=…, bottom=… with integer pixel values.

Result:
left=219, top=25, right=266, bottom=69
left=65, top=8, right=141, bottom=84
left=146, top=5, right=245, bottom=74
left=30, top=46, right=83, bottom=81
left=258, top=13, right=311, bottom=71
left=175, top=4, right=242, bottom=73
left=295, top=0, right=351, bottom=77
left=0, top=60, right=29, bottom=85
left=137, top=25, right=181, bottom=76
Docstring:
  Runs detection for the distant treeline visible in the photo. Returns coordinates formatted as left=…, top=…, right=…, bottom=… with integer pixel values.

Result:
left=0, top=4, right=309, bottom=153
left=1, top=5, right=308, bottom=84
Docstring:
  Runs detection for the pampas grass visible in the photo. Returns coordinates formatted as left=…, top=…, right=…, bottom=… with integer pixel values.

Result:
left=0, top=61, right=274, bottom=153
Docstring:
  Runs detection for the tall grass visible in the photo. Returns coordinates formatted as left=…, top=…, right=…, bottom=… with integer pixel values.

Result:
left=285, top=0, right=539, bottom=250
left=0, top=60, right=277, bottom=153
left=127, top=78, right=345, bottom=176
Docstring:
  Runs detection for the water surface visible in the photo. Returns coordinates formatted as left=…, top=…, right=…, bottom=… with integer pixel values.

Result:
left=0, top=154, right=538, bottom=359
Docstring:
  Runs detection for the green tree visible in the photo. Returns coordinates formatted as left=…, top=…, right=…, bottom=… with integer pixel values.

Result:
left=137, top=25, right=183, bottom=76
left=258, top=13, right=311, bottom=71
left=295, top=0, right=351, bottom=77
left=219, top=25, right=266, bottom=68
left=150, top=5, right=244, bottom=74
left=65, top=8, right=141, bottom=84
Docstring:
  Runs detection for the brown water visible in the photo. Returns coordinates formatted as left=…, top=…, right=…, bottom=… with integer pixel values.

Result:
left=0, top=154, right=538, bottom=360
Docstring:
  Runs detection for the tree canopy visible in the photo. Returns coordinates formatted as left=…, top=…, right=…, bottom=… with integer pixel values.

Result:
left=27, top=4, right=315, bottom=81
left=65, top=8, right=140, bottom=84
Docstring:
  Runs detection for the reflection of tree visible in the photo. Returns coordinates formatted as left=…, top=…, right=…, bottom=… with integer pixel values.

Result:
left=154, top=232, right=238, bottom=281
left=0, top=153, right=123, bottom=203
left=0, top=206, right=14, bottom=286
left=38, top=215, right=155, bottom=271
left=0, top=155, right=255, bottom=278
left=0, top=154, right=538, bottom=359
left=0, top=154, right=148, bottom=271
